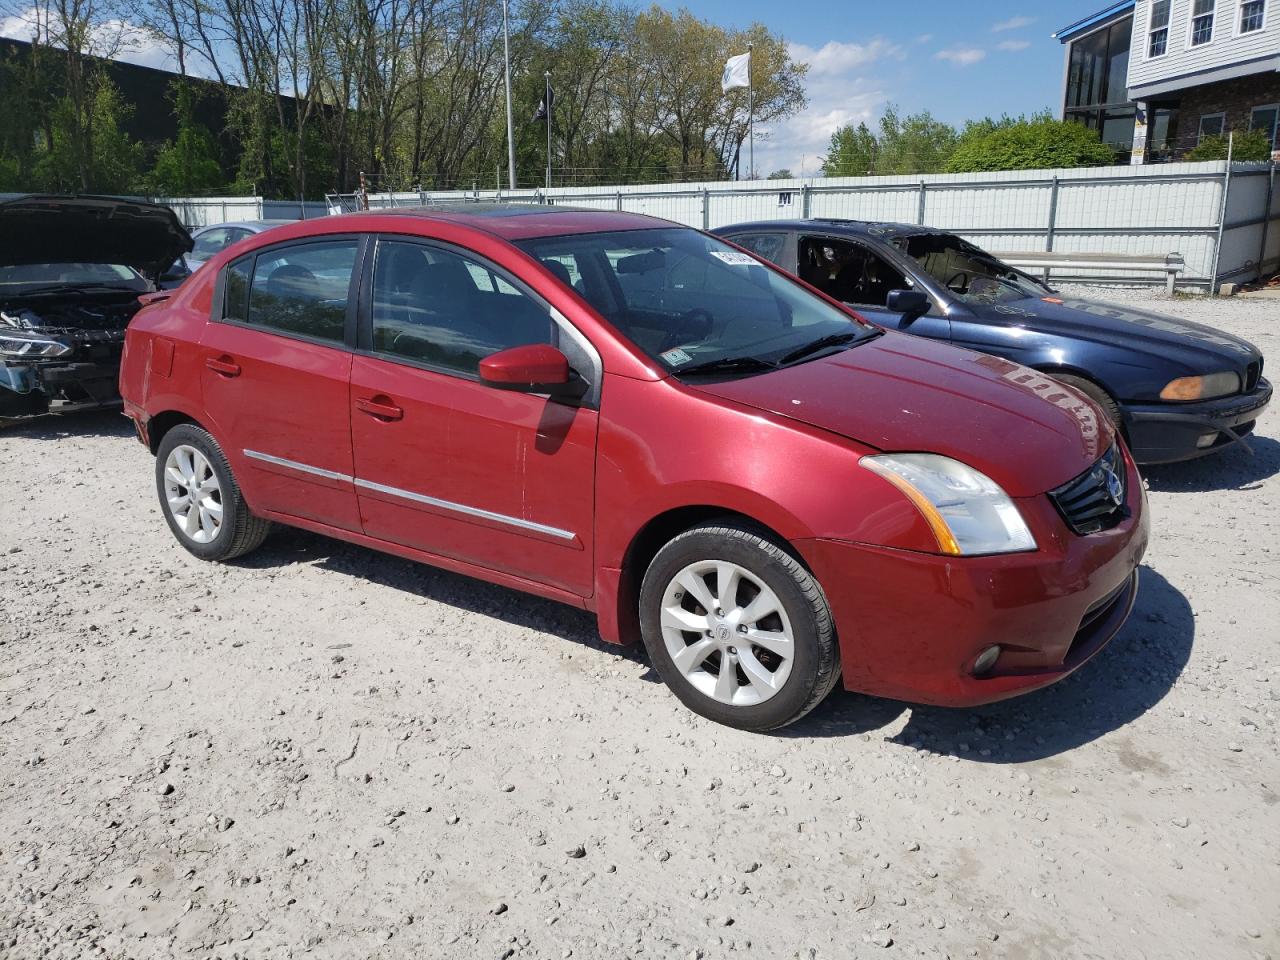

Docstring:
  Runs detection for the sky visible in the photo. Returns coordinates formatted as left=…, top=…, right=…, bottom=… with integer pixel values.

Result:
left=3, top=0, right=1103, bottom=179
left=655, top=0, right=1100, bottom=177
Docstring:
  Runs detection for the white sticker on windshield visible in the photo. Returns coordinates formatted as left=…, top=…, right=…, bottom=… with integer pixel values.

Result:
left=710, top=250, right=757, bottom=266
left=661, top=347, right=693, bottom=366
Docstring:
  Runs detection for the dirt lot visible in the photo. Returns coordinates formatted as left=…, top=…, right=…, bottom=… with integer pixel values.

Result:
left=1, top=287, right=1277, bottom=960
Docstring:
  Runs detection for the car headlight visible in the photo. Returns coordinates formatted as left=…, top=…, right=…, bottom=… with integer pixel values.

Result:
left=0, top=334, right=71, bottom=359
left=861, top=453, right=1037, bottom=556
left=1159, top=372, right=1239, bottom=401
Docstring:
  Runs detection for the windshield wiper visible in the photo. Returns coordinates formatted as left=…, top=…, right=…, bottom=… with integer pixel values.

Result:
left=13, top=283, right=140, bottom=298
left=676, top=355, right=778, bottom=378
left=778, top=332, right=861, bottom=366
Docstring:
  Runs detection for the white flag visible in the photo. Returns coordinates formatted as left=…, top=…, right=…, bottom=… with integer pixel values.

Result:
left=721, top=52, right=751, bottom=92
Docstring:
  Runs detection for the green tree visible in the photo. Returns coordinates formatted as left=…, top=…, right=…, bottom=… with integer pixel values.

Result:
left=875, top=104, right=957, bottom=174
left=34, top=78, right=144, bottom=192
left=821, top=121, right=877, bottom=176
left=767, top=168, right=793, bottom=179
left=947, top=115, right=1115, bottom=172
left=1184, top=128, right=1274, bottom=163
left=147, top=82, right=224, bottom=196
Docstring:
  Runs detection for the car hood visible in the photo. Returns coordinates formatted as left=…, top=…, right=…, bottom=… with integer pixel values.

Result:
left=691, top=333, right=1114, bottom=497
left=986, top=294, right=1262, bottom=373
left=0, top=195, right=193, bottom=279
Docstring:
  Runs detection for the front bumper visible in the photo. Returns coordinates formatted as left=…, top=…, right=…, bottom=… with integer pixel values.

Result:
left=797, top=447, right=1149, bottom=707
left=1121, top=378, right=1272, bottom=464
left=0, top=358, right=123, bottom=418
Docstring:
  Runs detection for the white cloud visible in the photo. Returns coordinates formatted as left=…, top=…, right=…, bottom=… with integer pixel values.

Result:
left=935, top=47, right=987, bottom=66
left=1, top=6, right=219, bottom=78
left=744, top=35, right=908, bottom=177
left=992, top=15, right=1035, bottom=32
left=915, top=34, right=934, bottom=45
left=997, top=39, right=1032, bottom=51
left=786, top=38, right=904, bottom=77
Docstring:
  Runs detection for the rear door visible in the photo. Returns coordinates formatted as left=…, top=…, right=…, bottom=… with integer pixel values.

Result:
left=797, top=234, right=951, bottom=339
left=199, top=235, right=365, bottom=532
left=348, top=236, right=599, bottom=597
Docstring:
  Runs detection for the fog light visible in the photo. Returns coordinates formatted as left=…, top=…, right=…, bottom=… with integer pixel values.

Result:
left=972, top=645, right=1002, bottom=677
left=1196, top=432, right=1218, bottom=449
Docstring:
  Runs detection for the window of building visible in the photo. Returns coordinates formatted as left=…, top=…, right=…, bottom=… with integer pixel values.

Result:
left=1148, top=0, right=1171, bottom=56
left=1190, top=0, right=1216, bottom=45
left=1064, top=16, right=1134, bottom=154
left=1198, top=113, right=1226, bottom=142
left=370, top=240, right=553, bottom=375
left=1241, top=0, right=1266, bottom=32
left=243, top=240, right=358, bottom=344
left=1252, top=105, right=1279, bottom=150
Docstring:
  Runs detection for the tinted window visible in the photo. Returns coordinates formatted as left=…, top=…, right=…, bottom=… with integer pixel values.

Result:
left=246, top=240, right=358, bottom=343
left=515, top=228, right=877, bottom=375
left=223, top=258, right=251, bottom=322
left=729, top=233, right=786, bottom=264
left=370, top=240, right=553, bottom=375
left=798, top=236, right=908, bottom=308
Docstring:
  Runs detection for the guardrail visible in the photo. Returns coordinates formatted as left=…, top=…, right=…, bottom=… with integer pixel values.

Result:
left=155, top=161, right=1279, bottom=291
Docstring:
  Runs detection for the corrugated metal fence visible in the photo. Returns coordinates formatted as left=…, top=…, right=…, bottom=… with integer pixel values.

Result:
left=159, top=161, right=1279, bottom=290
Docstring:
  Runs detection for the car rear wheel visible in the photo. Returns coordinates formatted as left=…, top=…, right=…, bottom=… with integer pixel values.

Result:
left=639, top=521, right=840, bottom=731
left=155, top=424, right=271, bottom=561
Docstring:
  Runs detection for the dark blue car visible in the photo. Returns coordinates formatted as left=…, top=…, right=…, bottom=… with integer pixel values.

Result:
left=714, top=219, right=1270, bottom=465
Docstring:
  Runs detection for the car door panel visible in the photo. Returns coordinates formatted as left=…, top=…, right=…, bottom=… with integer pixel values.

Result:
left=199, top=237, right=363, bottom=532
left=350, top=237, right=598, bottom=598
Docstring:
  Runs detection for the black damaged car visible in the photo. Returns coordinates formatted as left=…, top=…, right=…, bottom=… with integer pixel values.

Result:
left=715, top=219, right=1271, bottom=464
left=0, top=194, right=192, bottom=423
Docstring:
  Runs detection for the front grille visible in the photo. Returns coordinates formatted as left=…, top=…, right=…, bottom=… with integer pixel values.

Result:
left=1049, top=444, right=1127, bottom=535
left=1245, top=359, right=1262, bottom=393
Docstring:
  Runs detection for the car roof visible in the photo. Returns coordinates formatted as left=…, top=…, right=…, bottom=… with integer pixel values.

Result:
left=194, top=219, right=295, bottom=233
left=717, top=218, right=941, bottom=241
left=315, top=204, right=673, bottom=241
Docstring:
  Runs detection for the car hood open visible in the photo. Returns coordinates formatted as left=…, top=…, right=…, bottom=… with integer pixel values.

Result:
left=690, top=332, right=1115, bottom=497
left=0, top=194, right=193, bottom=279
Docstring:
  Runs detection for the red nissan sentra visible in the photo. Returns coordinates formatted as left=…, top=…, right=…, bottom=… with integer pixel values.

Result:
left=119, top=207, right=1148, bottom=731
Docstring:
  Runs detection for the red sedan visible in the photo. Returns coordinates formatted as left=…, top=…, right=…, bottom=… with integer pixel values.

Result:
left=118, top=207, right=1148, bottom=731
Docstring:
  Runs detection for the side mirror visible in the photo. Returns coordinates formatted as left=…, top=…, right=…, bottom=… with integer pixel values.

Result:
left=887, top=288, right=930, bottom=324
left=479, top=343, right=584, bottom=398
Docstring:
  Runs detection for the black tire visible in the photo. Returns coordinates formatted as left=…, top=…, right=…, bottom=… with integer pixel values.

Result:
left=639, top=521, right=840, bottom=732
left=1050, top=373, right=1124, bottom=432
left=154, top=423, right=271, bottom=561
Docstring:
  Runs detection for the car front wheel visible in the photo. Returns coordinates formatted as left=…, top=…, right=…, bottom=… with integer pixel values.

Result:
left=155, top=423, right=271, bottom=561
left=639, top=521, right=840, bottom=731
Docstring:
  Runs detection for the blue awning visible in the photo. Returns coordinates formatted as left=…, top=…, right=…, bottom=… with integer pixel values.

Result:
left=1052, top=1, right=1135, bottom=42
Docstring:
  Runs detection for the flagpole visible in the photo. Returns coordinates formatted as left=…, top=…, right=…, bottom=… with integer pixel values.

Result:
left=747, top=42, right=754, bottom=182
left=545, top=71, right=552, bottom=190
left=502, top=0, right=516, bottom=190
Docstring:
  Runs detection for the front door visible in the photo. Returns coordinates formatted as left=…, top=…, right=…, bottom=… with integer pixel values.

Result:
left=199, top=236, right=363, bottom=532
left=349, top=237, right=599, bottom=597
left=797, top=234, right=951, bottom=340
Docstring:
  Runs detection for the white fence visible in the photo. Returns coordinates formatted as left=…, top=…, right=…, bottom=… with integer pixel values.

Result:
left=159, top=161, right=1279, bottom=290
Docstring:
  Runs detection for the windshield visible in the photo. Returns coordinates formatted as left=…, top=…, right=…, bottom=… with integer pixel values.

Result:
left=0, top=262, right=147, bottom=293
left=515, top=228, right=876, bottom=376
left=894, top=234, right=1046, bottom=304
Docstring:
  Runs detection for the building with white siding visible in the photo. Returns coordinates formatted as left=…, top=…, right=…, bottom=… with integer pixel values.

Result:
left=1054, top=0, right=1279, bottom=162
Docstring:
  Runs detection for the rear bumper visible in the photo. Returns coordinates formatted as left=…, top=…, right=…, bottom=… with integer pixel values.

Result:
left=1121, top=378, right=1271, bottom=464
left=797, top=448, right=1149, bottom=707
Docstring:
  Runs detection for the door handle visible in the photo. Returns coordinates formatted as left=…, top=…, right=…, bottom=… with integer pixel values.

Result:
left=356, top=396, right=404, bottom=422
left=206, top=355, right=241, bottom=377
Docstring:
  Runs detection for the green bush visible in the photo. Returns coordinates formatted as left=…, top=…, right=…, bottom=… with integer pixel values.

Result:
left=947, top=117, right=1117, bottom=173
left=1184, top=128, right=1273, bottom=162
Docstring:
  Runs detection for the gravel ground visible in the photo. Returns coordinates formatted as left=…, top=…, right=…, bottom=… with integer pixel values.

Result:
left=1, top=287, right=1277, bottom=960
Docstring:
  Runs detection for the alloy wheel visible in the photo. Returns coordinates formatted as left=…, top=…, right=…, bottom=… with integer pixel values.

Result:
left=658, top=560, right=795, bottom=706
left=163, top=444, right=223, bottom=544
